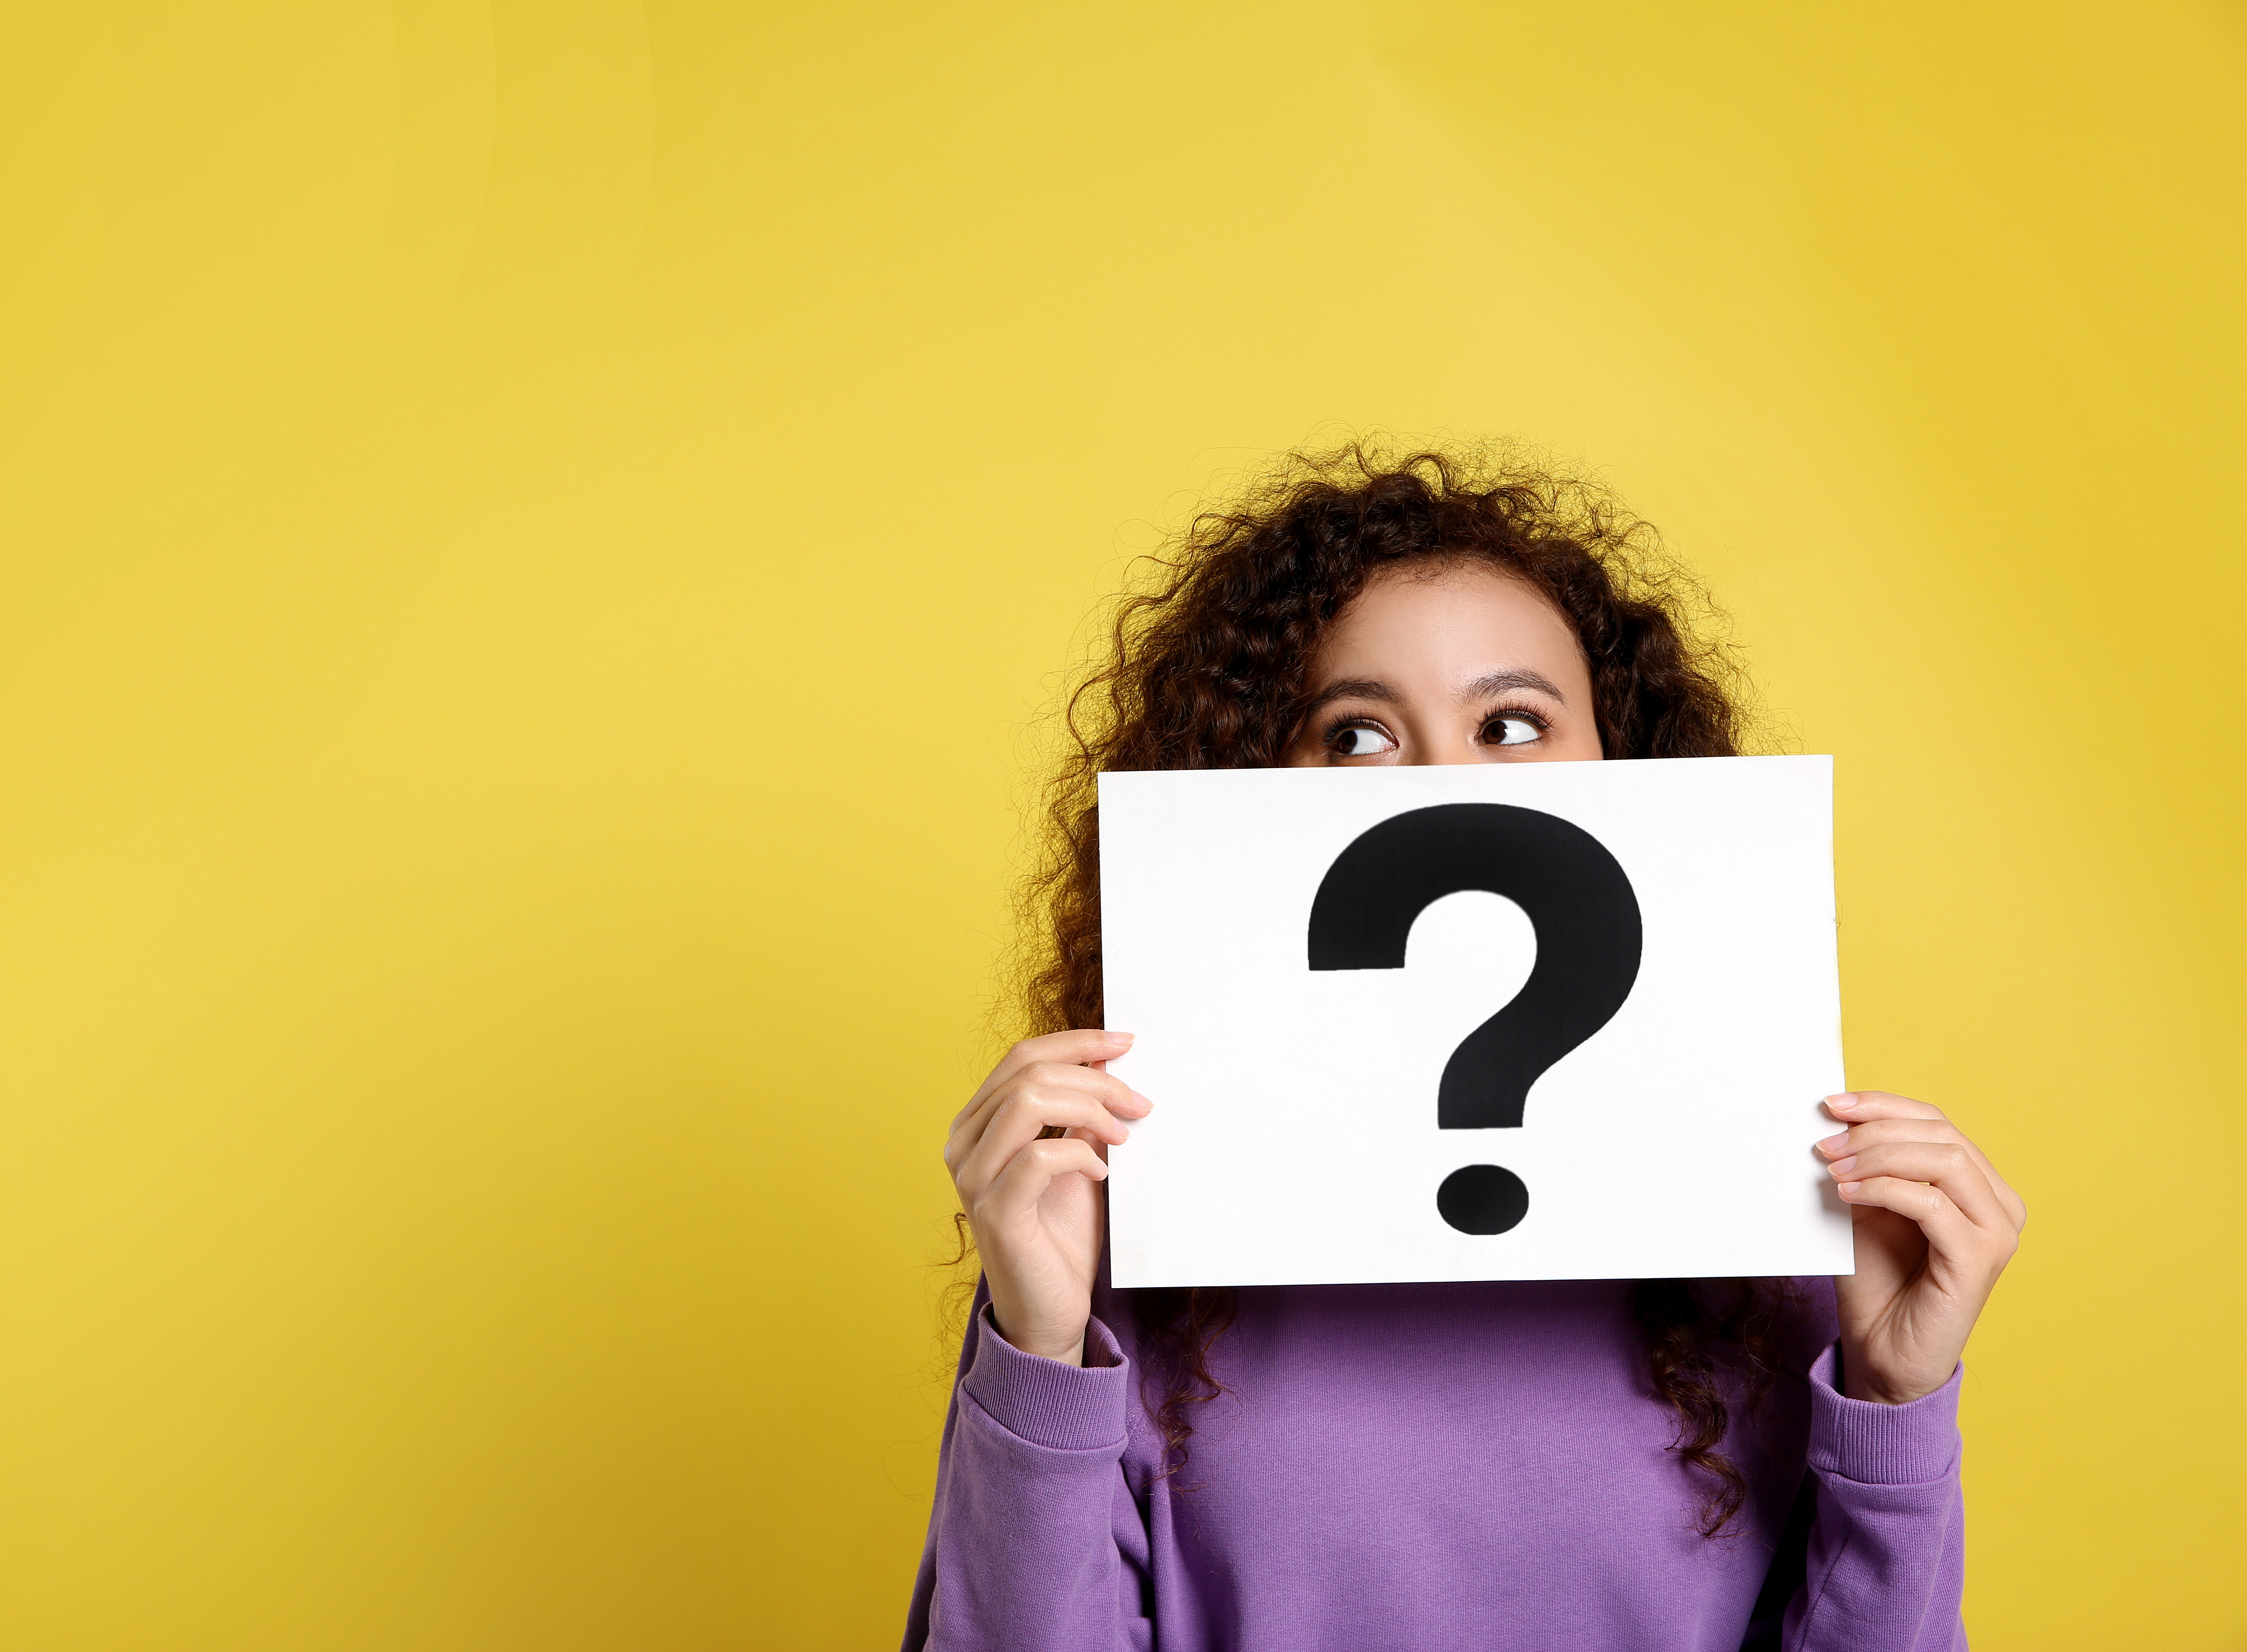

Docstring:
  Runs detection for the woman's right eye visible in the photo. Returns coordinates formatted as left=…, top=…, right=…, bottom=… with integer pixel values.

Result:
left=1330, top=724, right=1396, bottom=758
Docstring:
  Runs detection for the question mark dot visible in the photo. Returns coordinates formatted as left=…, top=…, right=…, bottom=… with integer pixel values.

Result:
left=1437, top=1165, right=1529, bottom=1235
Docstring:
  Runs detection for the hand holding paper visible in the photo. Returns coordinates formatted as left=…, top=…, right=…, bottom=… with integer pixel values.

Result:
left=942, top=1029, right=1147, bottom=1365
left=1818, top=1089, right=2026, bottom=1402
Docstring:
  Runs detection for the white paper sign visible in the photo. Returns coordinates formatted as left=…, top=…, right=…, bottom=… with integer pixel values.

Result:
left=1099, top=756, right=1853, bottom=1288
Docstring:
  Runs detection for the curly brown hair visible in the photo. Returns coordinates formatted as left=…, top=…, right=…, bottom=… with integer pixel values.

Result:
left=1006, top=441, right=1794, bottom=1536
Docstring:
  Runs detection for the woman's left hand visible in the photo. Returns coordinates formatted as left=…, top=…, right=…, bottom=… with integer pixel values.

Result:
left=1817, top=1091, right=2025, bottom=1405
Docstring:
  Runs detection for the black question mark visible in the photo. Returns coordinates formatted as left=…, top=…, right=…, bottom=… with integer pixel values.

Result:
left=1307, top=802, right=1643, bottom=1235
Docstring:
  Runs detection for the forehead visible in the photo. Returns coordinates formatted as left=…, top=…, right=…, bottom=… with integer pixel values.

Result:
left=1311, top=561, right=1582, bottom=675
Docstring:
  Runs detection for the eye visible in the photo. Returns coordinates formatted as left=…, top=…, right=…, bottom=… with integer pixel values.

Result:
left=1329, top=723, right=1398, bottom=758
left=1483, top=715, right=1543, bottom=748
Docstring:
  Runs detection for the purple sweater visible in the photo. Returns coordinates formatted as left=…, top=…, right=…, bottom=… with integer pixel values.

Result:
left=903, top=1274, right=1965, bottom=1650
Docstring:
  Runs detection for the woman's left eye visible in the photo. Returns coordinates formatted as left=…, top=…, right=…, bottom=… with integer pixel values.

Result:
left=1484, top=716, right=1541, bottom=747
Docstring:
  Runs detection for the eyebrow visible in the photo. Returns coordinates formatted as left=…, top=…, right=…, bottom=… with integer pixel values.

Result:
left=1302, top=668, right=1569, bottom=714
left=1300, top=677, right=1402, bottom=712
left=1461, top=668, right=1568, bottom=704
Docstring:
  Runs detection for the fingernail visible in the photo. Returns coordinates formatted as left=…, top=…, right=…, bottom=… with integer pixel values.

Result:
left=1827, top=1155, right=1858, bottom=1177
left=1105, top=1030, right=1135, bottom=1045
left=1129, top=1089, right=1153, bottom=1109
left=1837, top=1180, right=1862, bottom=1197
left=1826, top=1093, right=1857, bottom=1109
left=1816, top=1131, right=1850, bottom=1155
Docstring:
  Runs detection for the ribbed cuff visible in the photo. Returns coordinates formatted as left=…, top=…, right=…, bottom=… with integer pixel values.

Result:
left=1805, top=1342, right=1962, bottom=1486
left=961, top=1310, right=1132, bottom=1452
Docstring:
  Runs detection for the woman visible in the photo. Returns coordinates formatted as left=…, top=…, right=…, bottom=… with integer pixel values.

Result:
left=905, top=448, right=2022, bottom=1651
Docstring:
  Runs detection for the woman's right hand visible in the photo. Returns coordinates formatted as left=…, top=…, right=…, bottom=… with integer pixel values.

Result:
left=944, top=1029, right=1149, bottom=1365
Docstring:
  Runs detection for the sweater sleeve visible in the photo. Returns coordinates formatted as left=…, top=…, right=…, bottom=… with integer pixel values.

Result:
left=901, top=1299, right=1154, bottom=1652
left=1786, top=1345, right=1968, bottom=1652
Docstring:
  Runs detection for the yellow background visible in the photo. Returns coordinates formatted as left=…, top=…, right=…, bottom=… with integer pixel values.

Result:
left=3, top=3, right=2241, bottom=1646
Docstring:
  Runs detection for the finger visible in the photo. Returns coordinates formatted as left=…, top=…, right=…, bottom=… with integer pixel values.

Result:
left=1816, top=1116, right=1975, bottom=1158
left=1824, top=1140, right=2009, bottom=1231
left=1822, top=1093, right=2025, bottom=1229
left=1833, top=1174, right=1982, bottom=1251
left=957, top=1030, right=1135, bottom=1125
left=957, top=1086, right=1132, bottom=1195
left=954, top=1089, right=1136, bottom=1202
left=1824, top=1090, right=1943, bottom=1124
left=955, top=1029, right=1135, bottom=1129
left=1816, top=1116, right=2023, bottom=1217
left=976, top=1135, right=1108, bottom=1227
left=953, top=1083, right=1133, bottom=1195
left=1822, top=1091, right=2024, bottom=1227
left=948, top=1061, right=1150, bottom=1169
